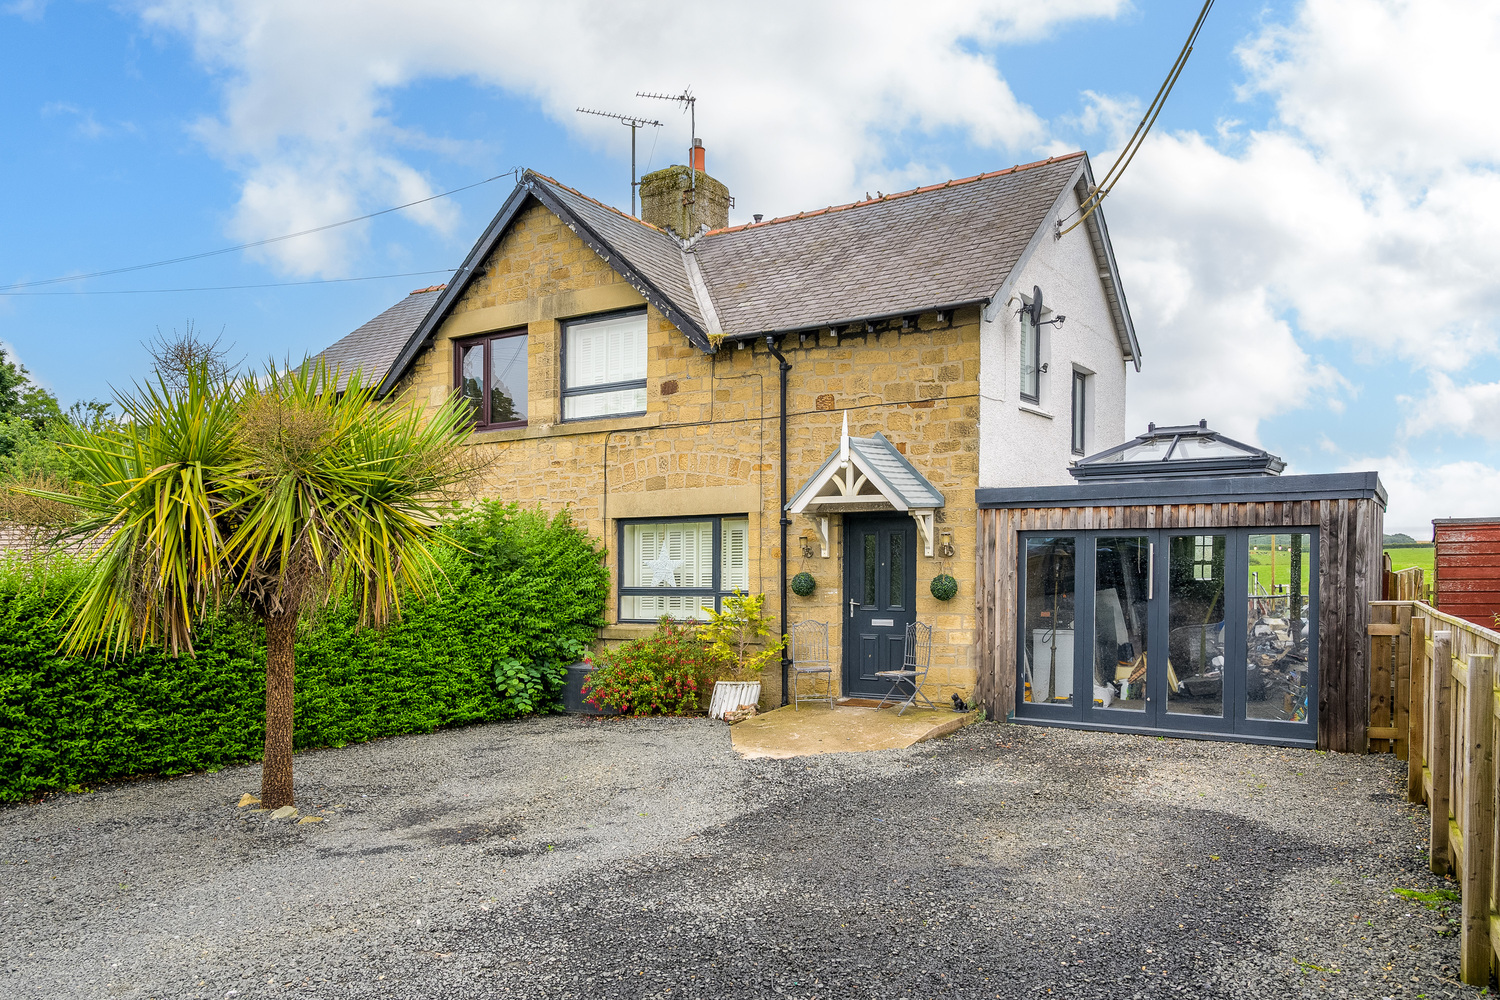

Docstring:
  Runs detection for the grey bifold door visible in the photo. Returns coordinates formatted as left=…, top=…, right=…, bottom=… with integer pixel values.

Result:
left=1017, top=529, right=1317, bottom=744
left=843, top=516, right=918, bottom=700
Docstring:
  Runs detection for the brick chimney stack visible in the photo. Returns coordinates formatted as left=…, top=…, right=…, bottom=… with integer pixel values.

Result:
left=639, top=140, right=730, bottom=236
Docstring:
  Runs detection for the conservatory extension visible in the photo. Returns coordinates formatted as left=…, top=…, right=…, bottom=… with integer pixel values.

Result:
left=973, top=421, right=1386, bottom=751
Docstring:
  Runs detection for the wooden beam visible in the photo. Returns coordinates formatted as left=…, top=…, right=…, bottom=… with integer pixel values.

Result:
left=1367, top=623, right=1403, bottom=636
left=1409, top=614, right=1428, bottom=803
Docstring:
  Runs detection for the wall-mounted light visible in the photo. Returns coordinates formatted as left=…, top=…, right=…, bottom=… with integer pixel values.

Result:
left=800, top=534, right=815, bottom=559
left=939, top=530, right=955, bottom=559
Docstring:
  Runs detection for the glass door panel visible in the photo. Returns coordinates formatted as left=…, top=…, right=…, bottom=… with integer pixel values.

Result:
left=1021, top=537, right=1076, bottom=706
left=1092, top=536, right=1150, bottom=713
left=1245, top=532, right=1314, bottom=723
left=1165, top=534, right=1227, bottom=719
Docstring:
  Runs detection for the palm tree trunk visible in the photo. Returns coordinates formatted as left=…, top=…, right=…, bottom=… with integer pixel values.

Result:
left=260, top=609, right=297, bottom=808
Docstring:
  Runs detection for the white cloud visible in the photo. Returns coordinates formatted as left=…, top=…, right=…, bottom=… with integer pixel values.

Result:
left=1399, top=373, right=1500, bottom=441
left=134, top=0, right=1126, bottom=275
left=1087, top=0, right=1500, bottom=529
left=1346, top=453, right=1500, bottom=538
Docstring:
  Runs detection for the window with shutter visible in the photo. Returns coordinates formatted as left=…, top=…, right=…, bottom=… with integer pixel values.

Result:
left=618, top=515, right=753, bottom=622
left=563, top=309, right=648, bottom=420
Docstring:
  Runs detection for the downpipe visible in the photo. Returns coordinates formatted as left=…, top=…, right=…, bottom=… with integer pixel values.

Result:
left=763, top=335, right=793, bottom=706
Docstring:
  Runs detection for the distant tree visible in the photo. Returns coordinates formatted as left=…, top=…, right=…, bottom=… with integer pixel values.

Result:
left=1383, top=532, right=1419, bottom=545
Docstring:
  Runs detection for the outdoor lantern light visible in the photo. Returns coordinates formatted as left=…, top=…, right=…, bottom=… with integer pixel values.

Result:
left=939, top=530, right=955, bottom=558
left=800, top=534, right=815, bottom=559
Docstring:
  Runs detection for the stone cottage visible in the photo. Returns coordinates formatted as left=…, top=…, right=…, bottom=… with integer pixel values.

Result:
left=312, top=148, right=1140, bottom=708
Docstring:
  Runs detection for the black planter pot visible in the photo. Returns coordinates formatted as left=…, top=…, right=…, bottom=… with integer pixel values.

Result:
left=562, top=662, right=618, bottom=716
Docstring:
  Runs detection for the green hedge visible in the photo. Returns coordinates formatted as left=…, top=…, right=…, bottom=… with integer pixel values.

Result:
left=0, top=503, right=607, bottom=803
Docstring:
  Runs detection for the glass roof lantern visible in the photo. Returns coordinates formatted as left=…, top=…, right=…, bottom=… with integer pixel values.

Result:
left=1069, top=419, right=1286, bottom=482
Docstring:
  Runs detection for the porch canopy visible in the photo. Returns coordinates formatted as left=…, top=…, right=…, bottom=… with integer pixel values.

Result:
left=787, top=413, right=945, bottom=556
left=973, top=421, right=1386, bottom=752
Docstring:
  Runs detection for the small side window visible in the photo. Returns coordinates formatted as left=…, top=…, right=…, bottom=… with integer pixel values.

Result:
left=1071, top=370, right=1088, bottom=455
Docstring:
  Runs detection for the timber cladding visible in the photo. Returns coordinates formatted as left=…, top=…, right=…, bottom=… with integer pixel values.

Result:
left=972, top=497, right=1384, bottom=751
left=1433, top=518, right=1500, bottom=630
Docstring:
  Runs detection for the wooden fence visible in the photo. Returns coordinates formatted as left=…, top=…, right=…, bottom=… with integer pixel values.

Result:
left=1369, top=597, right=1500, bottom=985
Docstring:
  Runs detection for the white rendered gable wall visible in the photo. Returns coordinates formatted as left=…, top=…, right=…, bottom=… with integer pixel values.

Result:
left=978, top=183, right=1130, bottom=489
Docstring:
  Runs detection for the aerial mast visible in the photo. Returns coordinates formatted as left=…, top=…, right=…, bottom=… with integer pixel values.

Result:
left=636, top=87, right=698, bottom=199
left=574, top=107, right=664, bottom=216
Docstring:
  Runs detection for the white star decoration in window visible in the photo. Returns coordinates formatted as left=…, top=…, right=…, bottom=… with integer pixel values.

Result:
left=645, top=549, right=683, bottom=587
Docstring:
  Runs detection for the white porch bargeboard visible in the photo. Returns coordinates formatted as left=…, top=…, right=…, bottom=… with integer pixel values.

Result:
left=785, top=412, right=946, bottom=555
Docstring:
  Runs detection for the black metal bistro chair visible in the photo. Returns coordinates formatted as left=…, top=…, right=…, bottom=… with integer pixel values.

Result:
left=876, top=621, right=936, bottom=716
left=789, top=620, right=834, bottom=709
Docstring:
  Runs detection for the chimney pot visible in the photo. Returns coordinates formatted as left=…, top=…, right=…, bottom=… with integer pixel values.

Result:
left=690, top=138, right=705, bottom=173
left=753, top=214, right=763, bottom=223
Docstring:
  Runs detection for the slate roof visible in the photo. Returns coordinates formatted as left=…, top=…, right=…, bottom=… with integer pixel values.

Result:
left=311, top=286, right=443, bottom=391
left=698, top=156, right=1084, bottom=336
left=787, top=432, right=946, bottom=513
left=313, top=152, right=1137, bottom=396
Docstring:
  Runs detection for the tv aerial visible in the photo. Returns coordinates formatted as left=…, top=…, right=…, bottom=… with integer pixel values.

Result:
left=575, top=107, right=664, bottom=216
left=637, top=87, right=699, bottom=196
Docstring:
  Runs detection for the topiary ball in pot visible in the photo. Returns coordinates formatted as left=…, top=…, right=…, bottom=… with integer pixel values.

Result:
left=930, top=573, right=958, bottom=601
left=790, top=572, right=816, bottom=597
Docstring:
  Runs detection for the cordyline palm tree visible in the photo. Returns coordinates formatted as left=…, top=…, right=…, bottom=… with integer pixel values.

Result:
left=20, top=360, right=474, bottom=808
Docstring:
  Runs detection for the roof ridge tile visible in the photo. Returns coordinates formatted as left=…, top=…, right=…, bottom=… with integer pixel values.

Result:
left=706, top=151, right=1085, bottom=235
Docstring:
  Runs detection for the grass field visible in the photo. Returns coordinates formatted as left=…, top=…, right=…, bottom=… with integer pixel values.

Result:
left=1247, top=533, right=1314, bottom=593
left=1386, top=545, right=1435, bottom=577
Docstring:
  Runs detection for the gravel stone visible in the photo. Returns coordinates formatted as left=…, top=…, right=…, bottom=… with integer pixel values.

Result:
left=0, top=716, right=1479, bottom=998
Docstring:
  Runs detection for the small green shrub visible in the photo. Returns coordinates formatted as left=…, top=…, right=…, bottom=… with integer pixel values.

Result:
left=790, top=572, right=816, bottom=597
left=583, top=618, right=708, bottom=716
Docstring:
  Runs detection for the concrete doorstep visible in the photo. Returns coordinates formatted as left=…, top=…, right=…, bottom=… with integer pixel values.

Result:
left=729, top=702, right=981, bottom=759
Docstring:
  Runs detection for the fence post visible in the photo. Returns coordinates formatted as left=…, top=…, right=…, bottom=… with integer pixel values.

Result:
left=1461, top=652, right=1496, bottom=986
left=1409, top=614, right=1428, bottom=803
left=1432, top=631, right=1454, bottom=875
left=1396, top=604, right=1413, bottom=761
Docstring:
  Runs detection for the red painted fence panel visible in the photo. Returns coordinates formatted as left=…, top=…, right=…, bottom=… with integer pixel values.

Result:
left=1435, top=518, right=1500, bottom=629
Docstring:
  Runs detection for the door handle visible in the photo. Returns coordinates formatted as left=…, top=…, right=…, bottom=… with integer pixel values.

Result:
left=850, top=598, right=858, bottom=617
left=1147, top=542, right=1154, bottom=600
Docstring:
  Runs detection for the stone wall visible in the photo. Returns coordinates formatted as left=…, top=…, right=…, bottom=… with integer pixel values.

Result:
left=394, top=202, right=984, bottom=706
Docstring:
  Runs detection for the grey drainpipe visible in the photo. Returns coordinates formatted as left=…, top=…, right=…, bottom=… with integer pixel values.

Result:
left=762, top=335, right=793, bottom=706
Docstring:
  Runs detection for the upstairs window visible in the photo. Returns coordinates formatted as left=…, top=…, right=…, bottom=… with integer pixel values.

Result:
left=1019, top=305, right=1040, bottom=404
left=563, top=309, right=648, bottom=420
left=455, top=330, right=528, bottom=429
left=1071, top=370, right=1088, bottom=455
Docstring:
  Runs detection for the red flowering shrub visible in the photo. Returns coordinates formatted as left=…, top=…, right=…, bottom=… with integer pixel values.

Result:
left=582, top=617, right=711, bottom=716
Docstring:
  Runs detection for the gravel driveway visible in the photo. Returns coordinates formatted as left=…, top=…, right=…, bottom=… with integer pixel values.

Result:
left=0, top=716, right=1478, bottom=999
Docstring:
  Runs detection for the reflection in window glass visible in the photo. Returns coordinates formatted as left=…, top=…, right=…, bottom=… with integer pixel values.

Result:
left=1167, top=534, right=1227, bottom=717
left=863, top=533, right=877, bottom=606
left=889, top=532, right=905, bottom=607
left=1023, top=537, right=1076, bottom=705
left=459, top=343, right=484, bottom=422
left=1093, top=536, right=1149, bottom=712
left=488, top=334, right=528, bottom=423
left=1246, top=533, right=1313, bottom=722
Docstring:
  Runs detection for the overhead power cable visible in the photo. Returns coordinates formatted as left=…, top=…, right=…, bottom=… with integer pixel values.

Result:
left=1059, top=0, right=1214, bottom=238
left=0, top=269, right=455, bottom=297
left=1, top=169, right=520, bottom=292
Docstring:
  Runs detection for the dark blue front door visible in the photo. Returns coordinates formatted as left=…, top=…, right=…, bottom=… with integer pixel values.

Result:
left=843, top=515, right=918, bottom=699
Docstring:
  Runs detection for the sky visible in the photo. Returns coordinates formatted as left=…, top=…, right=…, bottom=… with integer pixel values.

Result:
left=2, top=0, right=1498, bottom=538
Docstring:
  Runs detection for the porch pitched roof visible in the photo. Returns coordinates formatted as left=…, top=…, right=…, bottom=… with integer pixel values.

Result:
left=787, top=414, right=945, bottom=515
